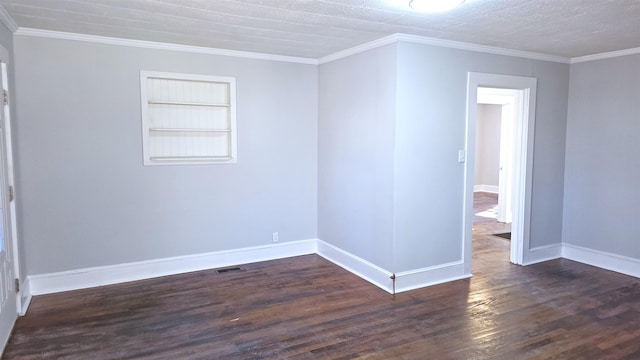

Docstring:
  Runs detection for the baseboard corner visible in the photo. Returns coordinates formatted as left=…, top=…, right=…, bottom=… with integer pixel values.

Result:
left=523, top=243, right=562, bottom=265
left=394, top=261, right=469, bottom=293
left=316, top=239, right=394, bottom=294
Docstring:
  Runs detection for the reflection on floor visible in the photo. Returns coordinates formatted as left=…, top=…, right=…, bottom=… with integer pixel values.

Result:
left=473, top=191, right=511, bottom=235
left=5, top=193, right=640, bottom=358
left=472, top=191, right=512, bottom=273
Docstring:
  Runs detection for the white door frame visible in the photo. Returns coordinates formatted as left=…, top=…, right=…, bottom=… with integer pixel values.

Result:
left=463, top=72, right=537, bottom=272
left=0, top=46, right=20, bottom=313
left=0, top=43, right=17, bottom=352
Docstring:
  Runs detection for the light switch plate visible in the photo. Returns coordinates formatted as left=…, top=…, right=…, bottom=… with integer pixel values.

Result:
left=458, top=150, right=466, bottom=163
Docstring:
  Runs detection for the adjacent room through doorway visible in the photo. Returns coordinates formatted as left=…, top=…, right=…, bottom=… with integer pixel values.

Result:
left=470, top=86, right=522, bottom=270
left=472, top=111, right=512, bottom=265
left=471, top=87, right=520, bottom=268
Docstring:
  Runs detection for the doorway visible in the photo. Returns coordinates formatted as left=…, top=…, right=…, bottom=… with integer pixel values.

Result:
left=476, top=87, right=520, bottom=226
left=463, top=73, right=537, bottom=274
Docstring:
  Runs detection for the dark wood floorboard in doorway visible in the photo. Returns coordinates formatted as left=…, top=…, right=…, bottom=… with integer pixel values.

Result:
left=3, top=195, right=639, bottom=359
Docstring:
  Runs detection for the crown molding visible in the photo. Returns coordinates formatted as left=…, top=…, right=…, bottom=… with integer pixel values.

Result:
left=317, top=34, right=399, bottom=64
left=14, top=28, right=318, bottom=65
left=394, top=33, right=571, bottom=64
left=0, top=5, right=17, bottom=33
left=570, top=47, right=640, bottom=64
left=319, top=33, right=571, bottom=65
left=13, top=27, right=639, bottom=66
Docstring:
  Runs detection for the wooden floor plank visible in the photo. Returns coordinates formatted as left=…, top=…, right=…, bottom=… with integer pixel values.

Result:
left=2, top=192, right=639, bottom=359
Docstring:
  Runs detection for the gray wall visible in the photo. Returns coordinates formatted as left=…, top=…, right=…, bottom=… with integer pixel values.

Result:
left=318, top=41, right=569, bottom=274
left=318, top=44, right=397, bottom=271
left=12, top=33, right=573, bottom=278
left=393, top=42, right=569, bottom=271
left=474, top=104, right=501, bottom=188
left=14, top=36, right=318, bottom=275
left=563, top=56, right=640, bottom=259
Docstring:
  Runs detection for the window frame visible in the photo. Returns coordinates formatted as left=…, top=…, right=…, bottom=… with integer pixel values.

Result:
left=140, top=70, right=237, bottom=166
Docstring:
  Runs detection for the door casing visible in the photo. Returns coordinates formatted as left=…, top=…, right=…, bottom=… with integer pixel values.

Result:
left=463, top=72, right=537, bottom=271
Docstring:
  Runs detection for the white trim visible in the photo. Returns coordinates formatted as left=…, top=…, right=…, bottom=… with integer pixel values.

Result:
left=317, top=35, right=398, bottom=64
left=316, top=240, right=393, bottom=293
left=18, top=238, right=640, bottom=310
left=570, top=47, right=640, bottom=64
left=394, top=261, right=470, bottom=293
left=464, top=73, right=537, bottom=272
left=0, top=6, right=17, bottom=33
left=11, top=26, right=640, bottom=66
left=26, top=239, right=482, bottom=298
left=14, top=28, right=318, bottom=65
left=18, top=278, right=30, bottom=316
left=393, top=34, right=570, bottom=64
left=14, top=28, right=572, bottom=67
left=473, top=184, right=498, bottom=194
left=28, top=239, right=316, bottom=295
left=0, top=51, right=23, bottom=319
left=140, top=71, right=238, bottom=166
left=318, top=33, right=570, bottom=65
left=562, top=244, right=640, bottom=279
left=522, top=244, right=562, bottom=265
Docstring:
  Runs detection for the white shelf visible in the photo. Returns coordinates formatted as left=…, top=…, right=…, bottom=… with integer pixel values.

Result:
left=150, top=156, right=232, bottom=161
left=148, top=100, right=230, bottom=107
left=149, top=128, right=231, bottom=133
left=141, top=71, right=237, bottom=165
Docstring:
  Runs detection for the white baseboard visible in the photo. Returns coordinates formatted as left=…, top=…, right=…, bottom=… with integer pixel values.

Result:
left=395, top=261, right=470, bottom=293
left=316, top=240, right=394, bottom=293
left=523, top=244, right=562, bottom=265
left=18, top=278, right=31, bottom=316
left=26, top=238, right=470, bottom=301
left=562, top=243, right=640, bottom=278
left=474, top=184, right=499, bottom=194
left=28, top=239, right=317, bottom=296
left=30, top=238, right=628, bottom=311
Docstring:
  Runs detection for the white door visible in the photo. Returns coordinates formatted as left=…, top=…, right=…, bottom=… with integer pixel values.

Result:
left=0, top=62, right=17, bottom=350
left=0, top=62, right=20, bottom=314
left=497, top=100, right=515, bottom=224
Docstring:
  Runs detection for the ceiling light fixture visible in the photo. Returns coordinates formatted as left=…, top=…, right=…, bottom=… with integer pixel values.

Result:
left=408, top=0, right=465, bottom=12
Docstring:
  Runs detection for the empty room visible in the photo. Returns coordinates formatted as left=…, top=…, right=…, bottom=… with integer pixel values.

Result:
left=0, top=0, right=636, bottom=358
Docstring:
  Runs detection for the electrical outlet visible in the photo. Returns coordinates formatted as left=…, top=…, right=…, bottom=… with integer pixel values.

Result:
left=272, top=232, right=279, bottom=243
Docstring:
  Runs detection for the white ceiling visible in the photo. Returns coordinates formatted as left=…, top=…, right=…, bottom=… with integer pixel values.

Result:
left=1, top=0, right=639, bottom=60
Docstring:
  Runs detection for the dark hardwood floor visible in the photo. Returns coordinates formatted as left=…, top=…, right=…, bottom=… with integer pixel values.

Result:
left=3, top=193, right=639, bottom=359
